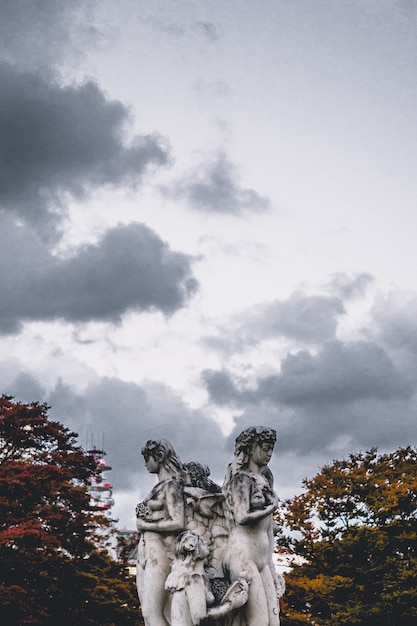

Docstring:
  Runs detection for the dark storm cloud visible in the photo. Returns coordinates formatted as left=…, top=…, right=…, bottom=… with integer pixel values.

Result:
left=0, top=63, right=170, bottom=237
left=0, top=218, right=197, bottom=334
left=166, top=152, right=271, bottom=215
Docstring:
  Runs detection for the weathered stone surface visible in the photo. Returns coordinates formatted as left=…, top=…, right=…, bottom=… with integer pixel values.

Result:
left=135, top=428, right=284, bottom=626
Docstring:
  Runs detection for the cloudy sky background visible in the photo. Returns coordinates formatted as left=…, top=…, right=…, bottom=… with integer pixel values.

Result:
left=1, top=0, right=417, bottom=527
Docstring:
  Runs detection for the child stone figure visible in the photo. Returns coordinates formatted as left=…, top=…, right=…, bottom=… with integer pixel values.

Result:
left=165, top=530, right=249, bottom=626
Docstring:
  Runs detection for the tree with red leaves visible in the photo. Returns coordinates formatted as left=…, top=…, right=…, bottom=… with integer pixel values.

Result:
left=0, top=396, right=141, bottom=625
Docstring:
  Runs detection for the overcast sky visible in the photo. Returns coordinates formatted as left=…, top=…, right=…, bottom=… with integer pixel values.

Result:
left=1, top=0, right=417, bottom=527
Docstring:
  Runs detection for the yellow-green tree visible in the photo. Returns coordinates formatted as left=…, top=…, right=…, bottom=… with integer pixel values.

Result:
left=279, top=447, right=417, bottom=626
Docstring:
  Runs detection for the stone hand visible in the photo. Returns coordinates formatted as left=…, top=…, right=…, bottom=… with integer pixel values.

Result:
left=222, top=575, right=249, bottom=611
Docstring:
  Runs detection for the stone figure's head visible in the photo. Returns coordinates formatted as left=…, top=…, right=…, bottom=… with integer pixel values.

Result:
left=141, top=439, right=184, bottom=479
left=234, top=426, right=277, bottom=469
left=184, top=461, right=222, bottom=493
left=174, top=530, right=210, bottom=562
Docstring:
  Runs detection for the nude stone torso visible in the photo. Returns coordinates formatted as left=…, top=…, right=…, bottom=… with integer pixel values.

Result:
left=221, top=429, right=280, bottom=626
left=225, top=472, right=275, bottom=573
left=142, top=480, right=171, bottom=519
left=136, top=443, right=186, bottom=626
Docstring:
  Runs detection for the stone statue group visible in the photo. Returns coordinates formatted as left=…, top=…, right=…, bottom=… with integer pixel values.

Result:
left=135, top=426, right=284, bottom=626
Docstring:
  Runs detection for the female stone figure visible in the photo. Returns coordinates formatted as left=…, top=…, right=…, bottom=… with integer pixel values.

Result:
left=136, top=439, right=186, bottom=626
left=222, top=426, right=280, bottom=626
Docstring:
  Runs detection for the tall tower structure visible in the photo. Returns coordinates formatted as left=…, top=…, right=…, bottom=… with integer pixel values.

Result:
left=86, top=435, right=114, bottom=515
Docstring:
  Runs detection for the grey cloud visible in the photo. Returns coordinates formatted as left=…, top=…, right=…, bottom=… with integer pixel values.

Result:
left=243, top=293, right=345, bottom=345
left=195, top=21, right=219, bottom=43
left=5, top=359, right=416, bottom=507
left=259, top=340, right=409, bottom=406
left=230, top=394, right=417, bottom=460
left=0, top=63, right=170, bottom=237
left=166, top=152, right=271, bottom=215
left=327, top=272, right=374, bottom=299
left=0, top=218, right=197, bottom=334
left=203, top=338, right=416, bottom=455
left=1, top=362, right=297, bottom=509
left=205, top=340, right=409, bottom=408
left=372, top=290, right=417, bottom=353
left=203, top=292, right=345, bottom=356
left=0, top=0, right=95, bottom=73
left=202, top=369, right=239, bottom=406
left=46, top=377, right=228, bottom=491
left=5, top=372, right=46, bottom=405
left=149, top=18, right=219, bottom=43
left=4, top=371, right=228, bottom=491
left=47, top=379, right=88, bottom=426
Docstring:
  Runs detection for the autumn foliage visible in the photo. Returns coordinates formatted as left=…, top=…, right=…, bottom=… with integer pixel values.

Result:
left=0, top=396, right=141, bottom=625
left=278, top=447, right=417, bottom=626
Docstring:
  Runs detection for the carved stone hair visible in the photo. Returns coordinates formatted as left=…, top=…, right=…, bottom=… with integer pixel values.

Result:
left=184, top=461, right=222, bottom=493
left=234, top=426, right=277, bottom=464
left=174, top=530, right=208, bottom=562
left=141, top=439, right=185, bottom=480
left=222, top=426, right=277, bottom=506
left=165, top=531, right=211, bottom=594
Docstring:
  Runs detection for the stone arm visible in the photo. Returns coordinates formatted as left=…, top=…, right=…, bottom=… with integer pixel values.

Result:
left=136, top=480, right=185, bottom=533
left=185, top=574, right=248, bottom=625
left=231, top=474, right=278, bottom=525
